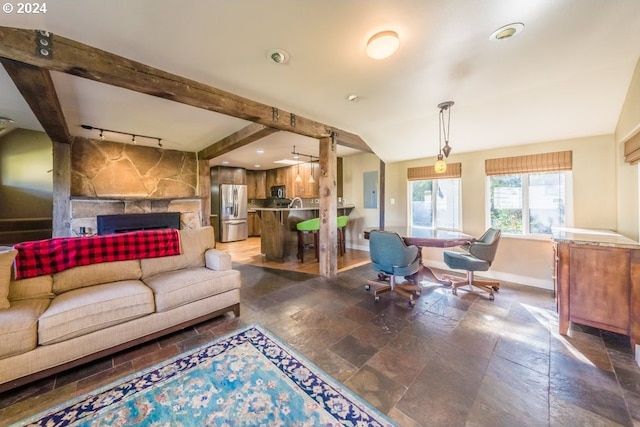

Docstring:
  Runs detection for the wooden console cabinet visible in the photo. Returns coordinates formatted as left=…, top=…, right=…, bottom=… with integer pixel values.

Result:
left=553, top=228, right=640, bottom=353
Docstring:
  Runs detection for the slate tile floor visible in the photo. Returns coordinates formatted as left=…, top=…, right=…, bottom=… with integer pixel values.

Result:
left=2, top=263, right=640, bottom=426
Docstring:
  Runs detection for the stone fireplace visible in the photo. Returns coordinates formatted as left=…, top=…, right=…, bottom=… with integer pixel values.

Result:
left=70, top=198, right=202, bottom=236
left=66, top=137, right=206, bottom=236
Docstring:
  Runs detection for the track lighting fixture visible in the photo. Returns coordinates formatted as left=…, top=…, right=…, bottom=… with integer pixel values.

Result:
left=291, top=145, right=318, bottom=183
left=81, top=124, right=164, bottom=148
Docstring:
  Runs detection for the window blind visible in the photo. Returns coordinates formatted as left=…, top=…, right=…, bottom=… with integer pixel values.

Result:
left=407, top=163, right=461, bottom=180
left=624, top=131, right=640, bottom=164
left=485, top=151, right=572, bottom=176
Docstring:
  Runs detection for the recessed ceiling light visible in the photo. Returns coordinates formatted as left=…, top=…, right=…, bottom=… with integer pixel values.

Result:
left=222, top=160, right=229, bottom=165
left=256, top=149, right=264, bottom=154
left=267, top=48, right=290, bottom=64
left=254, top=164, right=261, bottom=168
left=346, top=94, right=359, bottom=102
left=490, top=23, right=525, bottom=41
left=366, top=31, right=400, bottom=59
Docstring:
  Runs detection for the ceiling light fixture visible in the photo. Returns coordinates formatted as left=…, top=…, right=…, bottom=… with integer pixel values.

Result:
left=346, top=94, right=359, bottom=102
left=366, top=30, right=400, bottom=59
left=434, top=101, right=455, bottom=174
left=291, top=145, right=318, bottom=183
left=490, top=22, right=525, bottom=41
left=0, top=117, right=15, bottom=126
left=267, top=48, right=290, bottom=64
left=81, top=124, right=164, bottom=148
left=308, top=161, right=315, bottom=184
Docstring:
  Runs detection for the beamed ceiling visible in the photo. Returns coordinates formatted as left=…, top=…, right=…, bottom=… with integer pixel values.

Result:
left=0, top=1, right=639, bottom=170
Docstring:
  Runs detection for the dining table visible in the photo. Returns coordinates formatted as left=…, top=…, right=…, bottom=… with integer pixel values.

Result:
left=364, top=226, right=473, bottom=285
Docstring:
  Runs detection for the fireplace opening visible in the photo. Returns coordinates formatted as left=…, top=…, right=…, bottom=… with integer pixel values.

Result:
left=97, top=213, right=181, bottom=235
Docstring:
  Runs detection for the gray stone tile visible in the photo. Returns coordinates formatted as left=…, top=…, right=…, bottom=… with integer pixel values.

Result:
left=494, top=334, right=550, bottom=376
left=550, top=351, right=631, bottom=425
left=343, top=365, right=407, bottom=415
left=330, top=334, right=379, bottom=367
left=473, top=355, right=549, bottom=426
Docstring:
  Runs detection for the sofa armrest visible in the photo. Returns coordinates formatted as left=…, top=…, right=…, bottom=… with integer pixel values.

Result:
left=205, top=249, right=232, bottom=271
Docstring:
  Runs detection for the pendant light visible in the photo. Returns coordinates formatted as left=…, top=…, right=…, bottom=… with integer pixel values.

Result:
left=294, top=146, right=302, bottom=183
left=434, top=101, right=454, bottom=174
left=308, top=161, right=315, bottom=183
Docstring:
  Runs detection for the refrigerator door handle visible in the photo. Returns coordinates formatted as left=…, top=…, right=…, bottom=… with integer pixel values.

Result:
left=226, top=220, right=246, bottom=225
left=233, top=188, right=238, bottom=217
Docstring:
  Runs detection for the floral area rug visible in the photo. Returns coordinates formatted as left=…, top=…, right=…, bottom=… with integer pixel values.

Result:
left=14, top=324, right=395, bottom=426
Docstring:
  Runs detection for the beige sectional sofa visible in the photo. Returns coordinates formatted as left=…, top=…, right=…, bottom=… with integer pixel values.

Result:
left=0, top=226, right=241, bottom=392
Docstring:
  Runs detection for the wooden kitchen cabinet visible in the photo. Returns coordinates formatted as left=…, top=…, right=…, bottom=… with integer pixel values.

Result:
left=553, top=229, right=640, bottom=354
left=266, top=167, right=290, bottom=196
left=248, top=211, right=261, bottom=236
left=246, top=169, right=266, bottom=199
left=213, top=166, right=246, bottom=185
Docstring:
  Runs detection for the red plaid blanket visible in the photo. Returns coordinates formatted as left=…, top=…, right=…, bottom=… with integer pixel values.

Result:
left=13, top=229, right=181, bottom=279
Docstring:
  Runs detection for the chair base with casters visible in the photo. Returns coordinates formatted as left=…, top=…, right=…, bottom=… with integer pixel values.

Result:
left=365, top=273, right=421, bottom=306
left=442, top=229, right=501, bottom=300
left=441, top=270, right=500, bottom=300
left=366, top=230, right=422, bottom=306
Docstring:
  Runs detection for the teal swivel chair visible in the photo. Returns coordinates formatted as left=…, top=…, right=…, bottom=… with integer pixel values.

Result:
left=442, top=228, right=501, bottom=300
left=366, top=230, right=422, bottom=306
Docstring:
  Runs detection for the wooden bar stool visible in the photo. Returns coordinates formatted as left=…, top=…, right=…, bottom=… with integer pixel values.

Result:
left=337, top=215, right=349, bottom=256
left=296, top=217, right=320, bottom=262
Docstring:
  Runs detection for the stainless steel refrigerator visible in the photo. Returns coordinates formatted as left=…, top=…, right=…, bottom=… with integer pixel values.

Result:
left=213, top=184, right=248, bottom=242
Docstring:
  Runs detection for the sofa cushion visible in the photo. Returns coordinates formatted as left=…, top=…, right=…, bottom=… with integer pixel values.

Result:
left=39, top=280, right=154, bottom=345
left=0, top=248, right=17, bottom=309
left=205, top=249, right=232, bottom=271
left=140, top=248, right=189, bottom=279
left=52, top=260, right=142, bottom=294
left=0, top=298, right=50, bottom=358
left=143, top=267, right=240, bottom=312
left=141, top=227, right=215, bottom=278
left=9, top=275, right=55, bottom=302
left=181, top=226, right=216, bottom=268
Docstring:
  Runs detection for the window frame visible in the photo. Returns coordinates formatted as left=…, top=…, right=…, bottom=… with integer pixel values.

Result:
left=485, top=171, right=573, bottom=238
left=408, top=177, right=462, bottom=231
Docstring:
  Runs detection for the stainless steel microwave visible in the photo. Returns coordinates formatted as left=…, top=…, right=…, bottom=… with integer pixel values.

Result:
left=270, top=185, right=286, bottom=199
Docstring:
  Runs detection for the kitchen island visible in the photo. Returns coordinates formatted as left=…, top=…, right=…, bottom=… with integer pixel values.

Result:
left=254, top=205, right=354, bottom=262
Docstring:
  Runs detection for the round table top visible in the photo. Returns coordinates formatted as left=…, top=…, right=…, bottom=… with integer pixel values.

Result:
left=364, top=226, right=472, bottom=248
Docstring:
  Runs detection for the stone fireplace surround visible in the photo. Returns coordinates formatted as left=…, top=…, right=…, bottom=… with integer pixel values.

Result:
left=70, top=198, right=203, bottom=237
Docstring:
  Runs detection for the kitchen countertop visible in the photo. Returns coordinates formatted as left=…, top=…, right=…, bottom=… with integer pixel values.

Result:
left=551, top=227, right=640, bottom=248
left=253, top=204, right=355, bottom=212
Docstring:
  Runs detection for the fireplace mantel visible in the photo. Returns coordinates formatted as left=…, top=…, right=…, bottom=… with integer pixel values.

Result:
left=68, top=197, right=206, bottom=237
left=70, top=197, right=203, bottom=201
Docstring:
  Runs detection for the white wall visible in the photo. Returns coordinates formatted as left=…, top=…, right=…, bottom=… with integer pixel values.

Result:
left=0, top=129, right=53, bottom=219
left=342, top=153, right=380, bottom=251
left=343, top=134, right=620, bottom=290
left=615, top=57, right=640, bottom=241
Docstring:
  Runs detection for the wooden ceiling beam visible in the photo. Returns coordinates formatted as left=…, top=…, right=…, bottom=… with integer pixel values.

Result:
left=198, top=123, right=279, bottom=160
left=0, top=26, right=372, bottom=152
left=1, top=59, right=72, bottom=144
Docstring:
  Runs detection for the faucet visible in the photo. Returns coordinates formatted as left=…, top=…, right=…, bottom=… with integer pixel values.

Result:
left=288, top=197, right=303, bottom=209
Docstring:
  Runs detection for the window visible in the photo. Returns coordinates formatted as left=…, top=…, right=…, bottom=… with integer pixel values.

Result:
left=488, top=171, right=569, bottom=236
left=410, top=178, right=461, bottom=230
